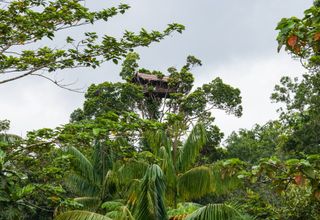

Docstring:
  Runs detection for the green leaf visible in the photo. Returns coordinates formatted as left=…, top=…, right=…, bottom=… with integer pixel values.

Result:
left=112, top=59, right=119, bottom=64
left=301, top=167, right=316, bottom=179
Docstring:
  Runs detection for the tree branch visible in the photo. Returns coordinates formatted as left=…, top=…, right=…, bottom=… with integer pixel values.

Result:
left=0, top=68, right=43, bottom=84
left=30, top=73, right=85, bottom=93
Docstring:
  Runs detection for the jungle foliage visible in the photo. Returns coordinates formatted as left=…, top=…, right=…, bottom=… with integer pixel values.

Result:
left=1, top=0, right=320, bottom=220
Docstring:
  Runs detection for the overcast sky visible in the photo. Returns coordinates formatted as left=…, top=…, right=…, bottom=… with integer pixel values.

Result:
left=0, top=0, right=313, bottom=139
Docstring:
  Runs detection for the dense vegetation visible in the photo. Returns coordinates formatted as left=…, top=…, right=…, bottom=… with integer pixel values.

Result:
left=1, top=0, right=320, bottom=219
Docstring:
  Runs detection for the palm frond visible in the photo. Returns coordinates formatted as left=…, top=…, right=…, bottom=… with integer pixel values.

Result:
left=168, top=202, right=202, bottom=219
left=178, top=166, right=214, bottom=201
left=158, top=146, right=176, bottom=187
left=177, top=123, right=207, bottom=172
left=158, top=145, right=173, bottom=168
left=55, top=210, right=112, bottom=220
left=118, top=206, right=135, bottom=220
left=211, top=165, right=242, bottom=195
left=126, top=179, right=141, bottom=208
left=178, top=164, right=241, bottom=199
left=135, top=164, right=168, bottom=220
left=106, top=205, right=135, bottom=220
left=92, top=141, right=114, bottom=180
left=101, top=200, right=125, bottom=212
left=101, top=170, right=119, bottom=200
left=156, top=138, right=176, bottom=195
left=65, top=173, right=100, bottom=197
left=143, top=130, right=171, bottom=156
left=116, top=159, right=149, bottom=186
left=67, top=146, right=94, bottom=182
left=74, top=197, right=101, bottom=211
left=185, top=203, right=250, bottom=220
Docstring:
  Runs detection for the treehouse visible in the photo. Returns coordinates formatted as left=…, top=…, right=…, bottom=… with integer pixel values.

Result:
left=131, top=72, right=176, bottom=98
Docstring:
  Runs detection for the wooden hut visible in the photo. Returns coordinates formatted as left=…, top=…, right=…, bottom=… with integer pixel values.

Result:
left=131, top=72, right=176, bottom=98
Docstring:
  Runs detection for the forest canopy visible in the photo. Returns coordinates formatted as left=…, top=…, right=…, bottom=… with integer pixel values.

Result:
left=1, top=1, right=320, bottom=220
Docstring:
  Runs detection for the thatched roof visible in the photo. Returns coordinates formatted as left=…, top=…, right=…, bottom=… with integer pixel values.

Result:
left=134, top=72, right=169, bottom=82
left=131, top=72, right=175, bottom=98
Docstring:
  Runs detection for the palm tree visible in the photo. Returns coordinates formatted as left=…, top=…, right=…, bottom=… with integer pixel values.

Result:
left=143, top=123, right=240, bottom=207
left=56, top=141, right=148, bottom=219
left=54, top=140, right=125, bottom=219
left=62, top=142, right=113, bottom=212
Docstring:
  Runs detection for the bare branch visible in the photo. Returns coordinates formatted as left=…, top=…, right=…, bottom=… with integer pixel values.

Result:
left=3, top=51, right=22, bottom=56
left=0, top=44, right=11, bottom=54
left=30, top=73, right=85, bottom=93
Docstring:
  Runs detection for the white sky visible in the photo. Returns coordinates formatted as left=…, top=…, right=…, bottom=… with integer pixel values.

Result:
left=0, top=0, right=312, bottom=138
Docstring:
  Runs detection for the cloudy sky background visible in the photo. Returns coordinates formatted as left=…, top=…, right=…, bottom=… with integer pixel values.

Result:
left=0, top=0, right=313, bottom=140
